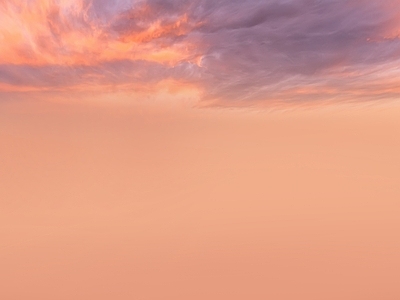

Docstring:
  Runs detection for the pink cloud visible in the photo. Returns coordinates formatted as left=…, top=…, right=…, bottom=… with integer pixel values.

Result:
left=0, top=0, right=400, bottom=105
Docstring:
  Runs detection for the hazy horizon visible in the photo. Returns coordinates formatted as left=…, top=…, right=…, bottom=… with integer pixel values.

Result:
left=1, top=0, right=400, bottom=298
left=1, top=99, right=400, bottom=299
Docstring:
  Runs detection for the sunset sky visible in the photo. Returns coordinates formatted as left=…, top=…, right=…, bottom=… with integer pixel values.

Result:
left=1, top=0, right=400, bottom=105
left=1, top=1, right=400, bottom=300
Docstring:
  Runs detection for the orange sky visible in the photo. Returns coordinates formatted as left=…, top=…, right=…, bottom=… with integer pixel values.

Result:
left=1, top=100, right=400, bottom=299
left=1, top=1, right=400, bottom=299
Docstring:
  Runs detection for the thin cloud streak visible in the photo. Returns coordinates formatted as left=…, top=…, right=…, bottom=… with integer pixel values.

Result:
left=0, top=0, right=400, bottom=105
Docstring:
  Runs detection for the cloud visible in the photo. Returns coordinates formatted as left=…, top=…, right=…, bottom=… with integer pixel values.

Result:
left=191, top=0, right=400, bottom=104
left=0, top=0, right=400, bottom=105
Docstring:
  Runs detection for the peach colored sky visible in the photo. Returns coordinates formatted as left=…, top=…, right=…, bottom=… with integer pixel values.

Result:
left=1, top=0, right=400, bottom=298
left=1, top=99, right=400, bottom=299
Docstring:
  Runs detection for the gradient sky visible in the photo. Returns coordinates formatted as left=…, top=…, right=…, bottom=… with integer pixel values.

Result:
left=1, top=0, right=400, bottom=105
left=2, top=2, right=400, bottom=299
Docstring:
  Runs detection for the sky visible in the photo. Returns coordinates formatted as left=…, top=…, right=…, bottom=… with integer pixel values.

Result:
left=1, top=2, right=400, bottom=300
left=1, top=100, right=400, bottom=300
left=1, top=0, right=400, bottom=106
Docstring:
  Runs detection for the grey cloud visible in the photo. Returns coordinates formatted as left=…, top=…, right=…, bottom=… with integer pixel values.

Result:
left=89, top=0, right=400, bottom=103
left=186, top=0, right=400, bottom=102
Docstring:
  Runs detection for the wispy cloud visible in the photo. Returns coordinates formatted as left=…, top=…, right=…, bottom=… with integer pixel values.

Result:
left=1, top=0, right=400, bottom=105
